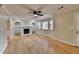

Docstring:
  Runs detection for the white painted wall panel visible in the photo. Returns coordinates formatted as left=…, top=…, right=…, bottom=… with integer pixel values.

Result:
left=0, top=18, right=7, bottom=53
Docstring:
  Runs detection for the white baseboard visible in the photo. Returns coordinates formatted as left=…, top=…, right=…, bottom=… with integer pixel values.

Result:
left=52, top=37, right=75, bottom=46
left=37, top=32, right=75, bottom=46
left=0, top=43, right=8, bottom=54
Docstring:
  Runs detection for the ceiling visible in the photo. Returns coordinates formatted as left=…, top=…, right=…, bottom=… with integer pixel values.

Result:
left=0, top=4, right=79, bottom=19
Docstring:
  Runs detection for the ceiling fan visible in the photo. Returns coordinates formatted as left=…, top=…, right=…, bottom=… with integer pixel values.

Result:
left=0, top=4, right=65, bottom=18
left=33, top=10, right=43, bottom=16
left=20, top=4, right=46, bottom=17
left=20, top=4, right=64, bottom=17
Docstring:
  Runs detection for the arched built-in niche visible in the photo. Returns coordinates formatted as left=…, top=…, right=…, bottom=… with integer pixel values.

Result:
left=14, top=20, right=23, bottom=27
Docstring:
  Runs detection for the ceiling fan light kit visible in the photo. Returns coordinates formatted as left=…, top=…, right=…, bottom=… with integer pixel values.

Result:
left=34, top=14, right=37, bottom=17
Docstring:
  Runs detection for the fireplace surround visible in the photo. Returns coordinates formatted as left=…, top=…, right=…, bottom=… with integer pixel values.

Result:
left=24, top=29, right=30, bottom=34
left=23, top=28, right=32, bottom=35
left=13, top=20, right=32, bottom=36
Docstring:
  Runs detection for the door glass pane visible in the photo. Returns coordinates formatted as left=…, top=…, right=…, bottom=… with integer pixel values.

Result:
left=50, top=20, right=53, bottom=30
left=42, top=21, right=48, bottom=29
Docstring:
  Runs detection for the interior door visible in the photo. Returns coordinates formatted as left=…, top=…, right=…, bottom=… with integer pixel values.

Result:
left=75, top=13, right=79, bottom=47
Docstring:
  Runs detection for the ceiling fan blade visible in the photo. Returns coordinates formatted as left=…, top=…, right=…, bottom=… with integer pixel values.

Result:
left=37, top=4, right=46, bottom=11
left=40, top=11, right=54, bottom=15
left=38, top=11, right=42, bottom=13
left=37, top=14, right=43, bottom=16
left=20, top=4, right=35, bottom=11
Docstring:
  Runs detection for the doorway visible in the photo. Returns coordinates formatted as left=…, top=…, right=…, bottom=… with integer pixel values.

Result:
left=75, top=12, right=79, bottom=47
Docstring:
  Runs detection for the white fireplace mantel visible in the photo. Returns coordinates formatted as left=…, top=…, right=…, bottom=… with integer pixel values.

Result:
left=12, top=20, right=36, bottom=37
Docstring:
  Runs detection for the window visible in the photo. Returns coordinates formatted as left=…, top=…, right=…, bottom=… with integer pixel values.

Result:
left=42, top=21, right=48, bottom=29
left=38, top=22, right=41, bottom=29
left=50, top=20, right=53, bottom=30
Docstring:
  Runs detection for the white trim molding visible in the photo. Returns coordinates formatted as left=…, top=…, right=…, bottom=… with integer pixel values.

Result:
left=1, top=43, right=8, bottom=54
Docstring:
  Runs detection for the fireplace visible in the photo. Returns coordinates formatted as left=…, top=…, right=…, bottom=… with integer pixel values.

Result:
left=23, top=29, right=30, bottom=34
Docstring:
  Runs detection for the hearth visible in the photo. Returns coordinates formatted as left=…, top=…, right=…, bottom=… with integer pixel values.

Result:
left=23, top=29, right=30, bottom=34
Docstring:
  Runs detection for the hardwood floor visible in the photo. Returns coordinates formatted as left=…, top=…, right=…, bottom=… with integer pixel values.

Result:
left=3, top=34, right=79, bottom=54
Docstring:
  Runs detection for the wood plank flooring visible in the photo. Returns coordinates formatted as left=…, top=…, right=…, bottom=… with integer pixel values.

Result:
left=3, top=34, right=79, bottom=54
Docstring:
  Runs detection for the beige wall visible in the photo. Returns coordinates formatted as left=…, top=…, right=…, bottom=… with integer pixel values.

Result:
left=54, top=11, right=75, bottom=45
left=53, top=8, right=79, bottom=45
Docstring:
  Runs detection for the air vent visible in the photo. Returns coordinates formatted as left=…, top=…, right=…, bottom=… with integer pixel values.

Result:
left=57, top=6, right=64, bottom=10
